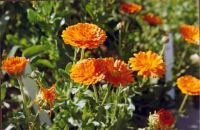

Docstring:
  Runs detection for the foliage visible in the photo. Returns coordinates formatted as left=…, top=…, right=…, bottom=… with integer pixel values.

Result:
left=1, top=0, right=198, bottom=130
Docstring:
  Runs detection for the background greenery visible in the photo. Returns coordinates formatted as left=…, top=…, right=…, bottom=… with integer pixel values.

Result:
left=1, top=0, right=199, bottom=130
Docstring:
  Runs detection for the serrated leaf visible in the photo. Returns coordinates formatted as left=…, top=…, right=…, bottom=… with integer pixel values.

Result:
left=22, top=45, right=50, bottom=58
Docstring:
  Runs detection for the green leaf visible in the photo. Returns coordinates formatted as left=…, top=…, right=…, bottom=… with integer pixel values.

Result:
left=1, top=83, right=7, bottom=101
left=85, top=3, right=95, bottom=19
left=22, top=45, right=50, bottom=58
left=35, top=59, right=55, bottom=69
left=27, top=9, right=43, bottom=23
left=8, top=45, right=20, bottom=57
left=41, top=1, right=53, bottom=16
left=64, top=125, right=69, bottom=130
left=58, top=69, right=68, bottom=77
left=65, top=62, right=73, bottom=74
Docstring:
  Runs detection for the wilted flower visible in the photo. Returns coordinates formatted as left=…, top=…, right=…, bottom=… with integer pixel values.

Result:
left=129, top=51, right=165, bottom=77
left=120, top=2, right=142, bottom=14
left=36, top=80, right=57, bottom=115
left=148, top=111, right=160, bottom=130
left=190, top=54, right=200, bottom=65
left=143, top=13, right=163, bottom=26
left=2, top=57, right=28, bottom=76
left=148, top=109, right=175, bottom=130
left=61, top=23, right=107, bottom=49
left=116, top=21, right=125, bottom=30
left=103, top=58, right=134, bottom=87
left=180, top=24, right=199, bottom=45
left=70, top=58, right=105, bottom=85
left=176, top=75, right=200, bottom=95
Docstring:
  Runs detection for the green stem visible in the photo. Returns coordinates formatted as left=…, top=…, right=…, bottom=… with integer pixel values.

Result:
left=101, top=87, right=110, bottom=106
left=17, top=76, right=31, bottom=128
left=111, top=86, right=121, bottom=124
left=178, top=95, right=189, bottom=113
left=73, top=48, right=79, bottom=64
left=177, top=45, right=189, bottom=69
left=93, top=85, right=98, bottom=103
left=160, top=43, right=166, bottom=56
left=80, top=48, right=85, bottom=60
left=118, top=29, right=123, bottom=57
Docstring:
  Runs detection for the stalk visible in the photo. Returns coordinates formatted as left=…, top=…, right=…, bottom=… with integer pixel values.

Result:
left=93, top=85, right=98, bottom=103
left=178, top=95, right=189, bottom=113
left=159, top=43, right=166, bottom=56
left=80, top=48, right=85, bottom=60
left=101, top=87, right=110, bottom=106
left=17, top=76, right=31, bottom=128
left=118, top=29, right=123, bottom=57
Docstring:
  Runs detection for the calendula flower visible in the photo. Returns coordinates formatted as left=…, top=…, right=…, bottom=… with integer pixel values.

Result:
left=129, top=51, right=165, bottom=77
left=36, top=80, right=57, bottom=115
left=180, top=24, right=199, bottom=45
left=143, top=13, right=163, bottom=26
left=157, top=109, right=175, bottom=129
left=70, top=58, right=105, bottom=85
left=2, top=57, right=28, bottom=76
left=61, top=23, right=107, bottom=49
left=120, top=2, right=142, bottom=14
left=176, top=75, right=200, bottom=95
left=103, top=58, right=134, bottom=87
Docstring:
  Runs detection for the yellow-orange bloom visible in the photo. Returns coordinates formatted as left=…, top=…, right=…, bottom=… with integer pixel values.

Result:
left=120, top=2, right=142, bottom=14
left=143, top=13, right=163, bottom=26
left=129, top=51, right=165, bottom=77
left=103, top=58, right=134, bottom=87
left=180, top=24, right=199, bottom=45
left=176, top=75, right=200, bottom=95
left=2, top=57, right=28, bottom=75
left=61, top=23, right=107, bottom=49
left=36, top=80, right=57, bottom=115
left=70, top=58, right=105, bottom=85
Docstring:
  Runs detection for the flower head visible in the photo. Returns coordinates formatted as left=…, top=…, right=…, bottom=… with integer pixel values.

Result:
left=143, top=13, right=163, bottom=26
left=176, top=75, right=200, bottom=95
left=70, top=58, right=105, bottom=85
left=36, top=80, right=57, bottom=115
left=180, top=24, right=199, bottom=45
left=2, top=57, right=28, bottom=76
left=129, top=51, right=165, bottom=77
left=103, top=58, right=134, bottom=87
left=157, top=109, right=175, bottom=128
left=120, top=2, right=142, bottom=14
left=62, top=23, right=107, bottom=49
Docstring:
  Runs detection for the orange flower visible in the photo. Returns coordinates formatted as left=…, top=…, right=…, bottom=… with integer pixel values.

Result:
left=120, top=2, right=142, bottom=14
left=70, top=58, right=105, bottom=85
left=36, top=80, right=57, bottom=115
left=176, top=75, right=200, bottom=95
left=61, top=23, right=107, bottom=49
left=143, top=13, right=163, bottom=26
left=129, top=51, right=165, bottom=77
left=2, top=57, right=28, bottom=76
left=157, top=109, right=175, bottom=128
left=180, top=24, right=199, bottom=45
left=103, top=58, right=134, bottom=87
